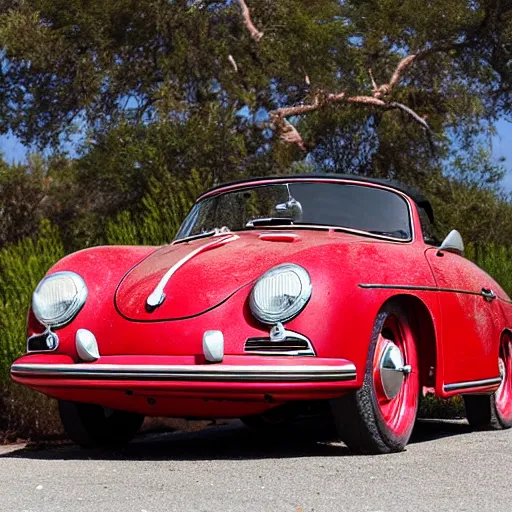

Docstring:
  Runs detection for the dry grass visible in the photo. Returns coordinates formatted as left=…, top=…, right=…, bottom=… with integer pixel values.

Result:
left=418, top=394, right=465, bottom=419
left=0, top=382, right=63, bottom=444
left=0, top=385, right=230, bottom=444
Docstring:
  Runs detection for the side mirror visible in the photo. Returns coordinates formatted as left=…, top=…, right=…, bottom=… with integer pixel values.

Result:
left=437, top=229, right=464, bottom=256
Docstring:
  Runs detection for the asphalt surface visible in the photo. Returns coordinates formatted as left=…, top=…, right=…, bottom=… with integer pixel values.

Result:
left=0, top=419, right=511, bottom=512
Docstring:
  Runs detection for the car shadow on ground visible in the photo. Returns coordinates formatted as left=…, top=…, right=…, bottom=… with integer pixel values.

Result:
left=0, top=417, right=473, bottom=462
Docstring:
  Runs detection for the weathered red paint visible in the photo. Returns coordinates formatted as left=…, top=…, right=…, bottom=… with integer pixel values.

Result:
left=11, top=177, right=512, bottom=419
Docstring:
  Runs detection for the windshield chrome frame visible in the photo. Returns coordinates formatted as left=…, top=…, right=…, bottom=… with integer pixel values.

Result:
left=174, top=179, right=415, bottom=244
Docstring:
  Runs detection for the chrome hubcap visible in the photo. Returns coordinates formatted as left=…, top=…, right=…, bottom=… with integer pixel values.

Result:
left=380, top=342, right=412, bottom=399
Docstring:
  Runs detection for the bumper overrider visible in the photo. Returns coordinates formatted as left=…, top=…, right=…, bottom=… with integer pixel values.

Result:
left=10, top=355, right=358, bottom=403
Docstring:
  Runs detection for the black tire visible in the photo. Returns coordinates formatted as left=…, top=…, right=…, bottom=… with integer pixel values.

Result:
left=464, top=333, right=512, bottom=430
left=330, top=302, right=420, bottom=455
left=58, top=400, right=145, bottom=448
left=463, top=395, right=512, bottom=430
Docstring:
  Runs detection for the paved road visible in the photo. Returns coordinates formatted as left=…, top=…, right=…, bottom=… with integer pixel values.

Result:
left=0, top=419, right=511, bottom=512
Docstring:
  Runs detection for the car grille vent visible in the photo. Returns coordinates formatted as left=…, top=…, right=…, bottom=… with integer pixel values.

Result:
left=244, top=335, right=315, bottom=356
left=27, top=331, right=59, bottom=353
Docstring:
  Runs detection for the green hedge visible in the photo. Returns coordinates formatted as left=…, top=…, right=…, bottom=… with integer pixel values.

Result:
left=106, top=170, right=211, bottom=245
left=1, top=217, right=512, bottom=439
left=0, top=221, right=64, bottom=440
left=0, top=221, right=64, bottom=379
left=466, top=244, right=512, bottom=296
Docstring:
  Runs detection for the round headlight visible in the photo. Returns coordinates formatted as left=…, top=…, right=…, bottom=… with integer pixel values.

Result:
left=250, top=264, right=312, bottom=324
left=32, top=271, right=88, bottom=328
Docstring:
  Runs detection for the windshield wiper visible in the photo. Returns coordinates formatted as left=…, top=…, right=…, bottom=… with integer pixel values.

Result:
left=246, top=217, right=295, bottom=228
left=174, top=226, right=231, bottom=244
left=368, top=229, right=409, bottom=239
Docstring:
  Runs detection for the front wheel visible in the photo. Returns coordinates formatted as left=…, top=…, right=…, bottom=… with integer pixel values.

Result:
left=330, top=302, right=420, bottom=454
left=58, top=400, right=145, bottom=448
left=464, top=333, right=512, bottom=430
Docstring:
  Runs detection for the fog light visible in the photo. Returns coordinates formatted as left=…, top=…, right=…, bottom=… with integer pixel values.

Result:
left=203, top=330, right=224, bottom=363
left=76, top=329, right=100, bottom=362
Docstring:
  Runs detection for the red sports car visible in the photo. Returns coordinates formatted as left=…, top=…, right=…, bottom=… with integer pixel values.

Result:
left=11, top=174, right=512, bottom=454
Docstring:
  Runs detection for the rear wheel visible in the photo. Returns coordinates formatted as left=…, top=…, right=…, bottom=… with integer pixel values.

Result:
left=463, top=333, right=512, bottom=430
left=58, top=400, right=145, bottom=448
left=330, top=302, right=420, bottom=454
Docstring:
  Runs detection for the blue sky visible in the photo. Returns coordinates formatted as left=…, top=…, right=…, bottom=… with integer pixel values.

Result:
left=1, top=120, right=511, bottom=188
left=0, top=132, right=27, bottom=163
left=494, top=119, right=512, bottom=190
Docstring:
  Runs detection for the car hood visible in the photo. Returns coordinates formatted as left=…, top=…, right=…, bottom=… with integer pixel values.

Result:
left=115, top=230, right=376, bottom=321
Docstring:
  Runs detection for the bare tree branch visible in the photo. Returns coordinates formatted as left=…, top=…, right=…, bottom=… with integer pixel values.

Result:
left=228, top=54, right=238, bottom=72
left=270, top=115, right=307, bottom=151
left=325, top=92, right=348, bottom=102
left=236, top=0, right=264, bottom=42
left=301, top=67, right=311, bottom=86
left=268, top=54, right=433, bottom=151
left=347, top=96, right=387, bottom=107
left=388, top=54, right=418, bottom=90
left=387, top=101, right=430, bottom=130
left=229, top=2, right=445, bottom=151
left=271, top=95, right=321, bottom=117
left=368, top=68, right=379, bottom=93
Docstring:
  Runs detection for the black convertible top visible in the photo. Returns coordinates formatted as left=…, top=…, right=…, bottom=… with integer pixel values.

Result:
left=202, top=173, right=434, bottom=224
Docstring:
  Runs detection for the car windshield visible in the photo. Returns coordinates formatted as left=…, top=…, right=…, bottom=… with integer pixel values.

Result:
left=175, top=182, right=412, bottom=241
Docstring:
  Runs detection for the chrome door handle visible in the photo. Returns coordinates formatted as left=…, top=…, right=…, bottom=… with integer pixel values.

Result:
left=481, top=288, right=496, bottom=302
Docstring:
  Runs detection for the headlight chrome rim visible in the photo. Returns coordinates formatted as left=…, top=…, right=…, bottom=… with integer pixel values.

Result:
left=32, top=271, right=88, bottom=328
left=249, top=263, right=312, bottom=324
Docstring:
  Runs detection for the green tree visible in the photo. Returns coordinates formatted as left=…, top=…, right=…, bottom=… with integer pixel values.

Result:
left=0, top=0, right=509, bottom=182
left=106, top=169, right=212, bottom=245
left=0, top=0, right=510, bottom=251
left=0, top=153, right=86, bottom=249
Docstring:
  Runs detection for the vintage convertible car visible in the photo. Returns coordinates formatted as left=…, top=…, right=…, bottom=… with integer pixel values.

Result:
left=10, top=174, right=512, bottom=454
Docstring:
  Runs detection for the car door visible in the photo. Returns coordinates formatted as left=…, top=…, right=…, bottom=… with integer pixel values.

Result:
left=425, top=247, right=504, bottom=388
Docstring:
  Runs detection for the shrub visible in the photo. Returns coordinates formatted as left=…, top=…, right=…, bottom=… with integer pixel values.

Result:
left=0, top=221, right=64, bottom=440
left=0, top=383, right=62, bottom=443
left=419, top=394, right=465, bottom=420
left=106, top=170, right=211, bottom=245
left=466, top=243, right=512, bottom=296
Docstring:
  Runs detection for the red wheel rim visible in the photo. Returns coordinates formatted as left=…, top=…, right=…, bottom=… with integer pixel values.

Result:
left=496, top=334, right=512, bottom=422
left=373, top=314, right=419, bottom=437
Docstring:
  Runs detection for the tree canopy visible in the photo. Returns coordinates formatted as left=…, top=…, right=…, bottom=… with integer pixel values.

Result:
left=0, top=2, right=510, bottom=154
left=0, top=0, right=510, bottom=249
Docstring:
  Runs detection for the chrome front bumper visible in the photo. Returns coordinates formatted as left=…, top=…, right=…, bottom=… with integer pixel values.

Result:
left=11, top=362, right=357, bottom=383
